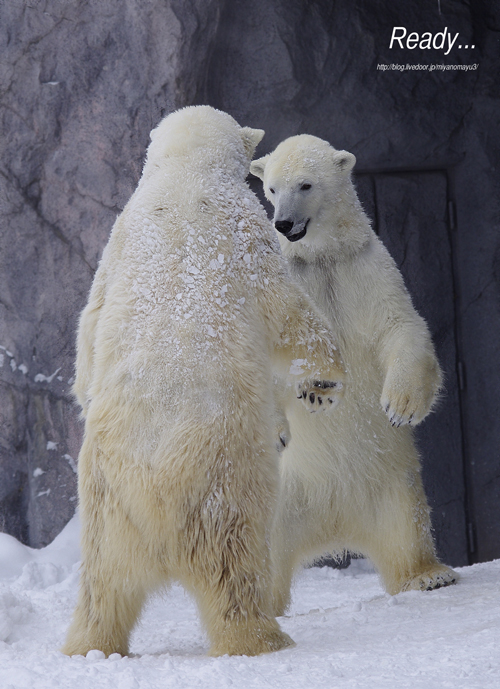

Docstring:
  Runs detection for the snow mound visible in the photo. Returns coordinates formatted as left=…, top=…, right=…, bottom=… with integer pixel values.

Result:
left=0, top=516, right=499, bottom=688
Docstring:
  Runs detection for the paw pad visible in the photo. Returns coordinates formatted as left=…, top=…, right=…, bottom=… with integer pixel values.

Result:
left=296, top=379, right=344, bottom=413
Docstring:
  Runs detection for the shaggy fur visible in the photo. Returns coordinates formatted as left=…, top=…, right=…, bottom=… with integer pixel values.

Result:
left=251, top=135, right=457, bottom=615
left=63, top=110, right=345, bottom=658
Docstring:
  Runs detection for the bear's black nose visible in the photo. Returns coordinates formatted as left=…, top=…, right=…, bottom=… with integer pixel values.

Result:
left=275, top=220, right=294, bottom=235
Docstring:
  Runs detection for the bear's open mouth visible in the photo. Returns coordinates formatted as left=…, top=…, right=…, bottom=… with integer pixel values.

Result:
left=287, top=219, right=309, bottom=242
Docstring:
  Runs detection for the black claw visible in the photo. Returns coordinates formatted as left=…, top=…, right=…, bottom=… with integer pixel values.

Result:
left=280, top=435, right=287, bottom=447
left=318, top=396, right=323, bottom=405
left=302, top=391, right=307, bottom=399
left=385, top=404, right=390, bottom=413
left=309, top=392, right=315, bottom=404
left=312, top=380, right=337, bottom=390
left=328, top=398, right=333, bottom=404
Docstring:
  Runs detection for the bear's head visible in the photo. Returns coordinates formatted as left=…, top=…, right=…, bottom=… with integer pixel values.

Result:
left=250, top=134, right=356, bottom=248
left=144, top=105, right=264, bottom=180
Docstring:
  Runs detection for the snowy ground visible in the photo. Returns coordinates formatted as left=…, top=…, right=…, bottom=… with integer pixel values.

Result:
left=0, top=516, right=499, bottom=689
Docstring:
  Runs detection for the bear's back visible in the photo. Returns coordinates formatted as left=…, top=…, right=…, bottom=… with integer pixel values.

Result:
left=90, top=168, right=280, bottom=405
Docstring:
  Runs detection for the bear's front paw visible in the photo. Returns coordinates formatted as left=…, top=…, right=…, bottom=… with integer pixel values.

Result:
left=381, top=357, right=442, bottom=427
left=297, top=379, right=344, bottom=413
left=381, top=387, right=437, bottom=427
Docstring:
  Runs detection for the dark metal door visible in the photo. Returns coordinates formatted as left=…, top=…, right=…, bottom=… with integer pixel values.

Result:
left=356, top=171, right=469, bottom=566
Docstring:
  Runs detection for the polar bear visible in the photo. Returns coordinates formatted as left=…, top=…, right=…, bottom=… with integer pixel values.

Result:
left=62, top=109, right=346, bottom=658
left=250, top=134, right=457, bottom=614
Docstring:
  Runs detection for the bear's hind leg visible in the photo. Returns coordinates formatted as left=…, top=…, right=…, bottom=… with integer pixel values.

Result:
left=361, top=469, right=458, bottom=596
left=270, top=548, right=296, bottom=618
left=184, top=506, right=294, bottom=655
left=62, top=562, right=148, bottom=658
left=269, top=503, right=304, bottom=616
left=270, top=476, right=340, bottom=617
left=207, top=610, right=294, bottom=657
left=194, top=568, right=295, bottom=657
left=63, top=451, right=155, bottom=657
left=400, top=562, right=458, bottom=593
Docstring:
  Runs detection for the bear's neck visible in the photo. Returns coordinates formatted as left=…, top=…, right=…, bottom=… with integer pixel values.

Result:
left=140, top=150, right=249, bottom=188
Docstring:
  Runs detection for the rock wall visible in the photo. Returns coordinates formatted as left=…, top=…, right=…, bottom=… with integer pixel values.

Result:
left=1, top=0, right=499, bottom=562
left=0, top=0, right=220, bottom=546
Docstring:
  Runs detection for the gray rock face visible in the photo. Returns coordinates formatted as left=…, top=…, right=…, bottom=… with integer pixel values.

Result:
left=1, top=0, right=498, bottom=563
left=0, top=0, right=220, bottom=546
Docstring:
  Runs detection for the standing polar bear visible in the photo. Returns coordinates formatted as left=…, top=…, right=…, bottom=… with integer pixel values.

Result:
left=251, top=134, right=457, bottom=614
left=63, top=108, right=346, bottom=658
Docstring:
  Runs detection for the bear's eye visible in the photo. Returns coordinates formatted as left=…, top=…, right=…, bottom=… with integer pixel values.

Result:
left=300, top=183, right=312, bottom=191
left=269, top=187, right=275, bottom=194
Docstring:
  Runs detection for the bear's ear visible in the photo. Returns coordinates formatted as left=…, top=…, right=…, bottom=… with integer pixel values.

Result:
left=249, top=155, right=270, bottom=180
left=241, top=127, right=265, bottom=158
left=332, top=150, right=356, bottom=173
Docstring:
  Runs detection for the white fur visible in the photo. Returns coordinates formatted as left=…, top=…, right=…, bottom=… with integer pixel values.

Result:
left=251, top=134, right=457, bottom=613
left=63, top=110, right=346, bottom=658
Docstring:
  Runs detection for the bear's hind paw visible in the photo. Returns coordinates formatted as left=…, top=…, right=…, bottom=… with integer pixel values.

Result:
left=210, top=627, right=295, bottom=656
left=402, top=565, right=458, bottom=593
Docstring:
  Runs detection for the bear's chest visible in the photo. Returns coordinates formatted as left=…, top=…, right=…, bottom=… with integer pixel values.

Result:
left=289, top=256, right=370, bottom=344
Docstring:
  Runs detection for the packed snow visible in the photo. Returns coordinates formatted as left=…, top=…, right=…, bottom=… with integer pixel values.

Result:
left=0, top=514, right=498, bottom=688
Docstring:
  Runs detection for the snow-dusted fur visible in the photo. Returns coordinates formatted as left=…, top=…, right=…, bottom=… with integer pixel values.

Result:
left=63, top=109, right=346, bottom=658
left=251, top=135, right=457, bottom=613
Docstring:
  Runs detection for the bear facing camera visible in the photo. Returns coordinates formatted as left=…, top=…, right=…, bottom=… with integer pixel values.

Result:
left=251, top=135, right=458, bottom=615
